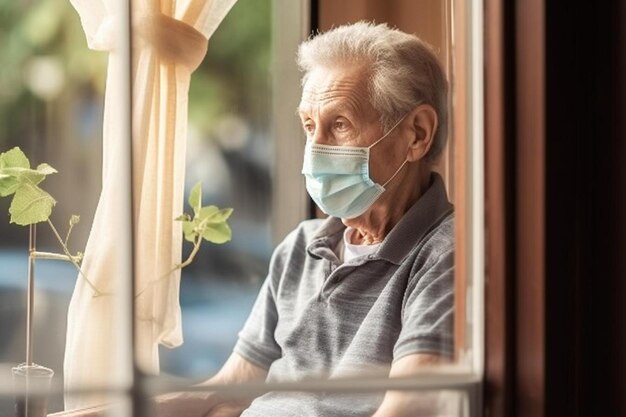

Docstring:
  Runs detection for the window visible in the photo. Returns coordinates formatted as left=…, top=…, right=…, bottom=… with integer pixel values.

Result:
left=158, top=0, right=275, bottom=380
left=0, top=0, right=110, bottom=412
left=0, top=0, right=484, bottom=415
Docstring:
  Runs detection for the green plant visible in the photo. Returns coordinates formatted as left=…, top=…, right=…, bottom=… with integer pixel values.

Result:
left=0, top=146, right=233, bottom=293
left=2, top=145, right=233, bottom=368
left=176, top=182, right=234, bottom=266
left=0, top=146, right=91, bottom=280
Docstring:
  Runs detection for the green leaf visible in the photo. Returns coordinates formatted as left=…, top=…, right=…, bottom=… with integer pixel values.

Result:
left=197, top=205, right=219, bottom=221
left=0, top=148, right=57, bottom=198
left=37, top=163, right=58, bottom=175
left=8, top=182, right=56, bottom=225
left=0, top=147, right=30, bottom=170
left=175, top=213, right=191, bottom=222
left=1, top=167, right=46, bottom=186
left=198, top=206, right=233, bottom=223
left=0, top=173, right=19, bottom=197
left=212, top=207, right=233, bottom=223
left=0, top=167, right=48, bottom=197
left=200, top=222, right=232, bottom=244
left=182, top=220, right=196, bottom=242
left=188, top=182, right=202, bottom=216
left=178, top=181, right=234, bottom=248
left=0, top=147, right=33, bottom=197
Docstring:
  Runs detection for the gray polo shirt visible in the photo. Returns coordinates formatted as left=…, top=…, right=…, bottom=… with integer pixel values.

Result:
left=235, top=173, right=454, bottom=417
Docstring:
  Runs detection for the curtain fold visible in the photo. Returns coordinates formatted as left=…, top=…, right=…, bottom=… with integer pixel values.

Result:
left=65, top=0, right=237, bottom=410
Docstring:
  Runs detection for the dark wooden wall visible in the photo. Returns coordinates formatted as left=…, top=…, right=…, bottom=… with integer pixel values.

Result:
left=485, top=0, right=626, bottom=416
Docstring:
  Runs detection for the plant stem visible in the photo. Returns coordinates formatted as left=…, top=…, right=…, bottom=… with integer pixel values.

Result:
left=64, top=222, right=74, bottom=246
left=177, top=236, right=202, bottom=270
left=134, top=236, right=202, bottom=299
left=47, top=219, right=102, bottom=296
left=31, top=251, right=80, bottom=262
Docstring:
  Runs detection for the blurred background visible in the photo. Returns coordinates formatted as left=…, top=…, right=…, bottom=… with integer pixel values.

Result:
left=0, top=0, right=273, bottom=412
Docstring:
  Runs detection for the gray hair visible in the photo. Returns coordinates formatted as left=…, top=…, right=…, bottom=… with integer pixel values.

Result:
left=297, top=21, right=449, bottom=161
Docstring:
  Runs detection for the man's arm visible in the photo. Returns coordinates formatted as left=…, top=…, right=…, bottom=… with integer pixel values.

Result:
left=155, top=352, right=268, bottom=417
left=371, top=353, right=448, bottom=417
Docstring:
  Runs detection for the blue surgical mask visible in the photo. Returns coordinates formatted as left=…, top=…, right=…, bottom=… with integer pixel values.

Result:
left=301, top=116, right=408, bottom=219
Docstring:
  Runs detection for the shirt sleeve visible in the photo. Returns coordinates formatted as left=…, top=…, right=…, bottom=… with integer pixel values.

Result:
left=393, top=246, right=455, bottom=361
left=233, top=236, right=291, bottom=370
left=233, top=277, right=281, bottom=369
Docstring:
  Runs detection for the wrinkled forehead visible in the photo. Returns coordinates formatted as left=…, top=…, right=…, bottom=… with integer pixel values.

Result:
left=298, top=66, right=375, bottom=117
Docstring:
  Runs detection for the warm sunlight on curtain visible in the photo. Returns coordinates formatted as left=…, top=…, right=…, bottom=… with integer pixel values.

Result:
left=65, top=0, right=237, bottom=410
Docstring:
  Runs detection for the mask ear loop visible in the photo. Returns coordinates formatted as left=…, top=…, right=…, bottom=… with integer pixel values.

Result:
left=369, top=113, right=411, bottom=188
left=369, top=101, right=426, bottom=150
left=381, top=159, right=408, bottom=188
left=368, top=114, right=408, bottom=150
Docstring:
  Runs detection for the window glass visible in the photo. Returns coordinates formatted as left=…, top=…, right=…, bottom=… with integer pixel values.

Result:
left=158, top=0, right=273, bottom=379
left=0, top=0, right=483, bottom=414
left=0, top=0, right=107, bottom=413
left=0, top=0, right=275, bottom=410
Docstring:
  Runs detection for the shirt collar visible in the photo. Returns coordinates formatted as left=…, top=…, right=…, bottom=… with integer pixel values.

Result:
left=306, top=172, right=453, bottom=265
left=306, top=216, right=345, bottom=263
left=376, top=173, right=453, bottom=264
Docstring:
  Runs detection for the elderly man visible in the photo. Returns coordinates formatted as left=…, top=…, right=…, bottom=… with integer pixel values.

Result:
left=158, top=21, right=453, bottom=417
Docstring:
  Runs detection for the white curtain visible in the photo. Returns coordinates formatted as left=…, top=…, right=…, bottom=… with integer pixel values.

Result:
left=65, top=0, right=237, bottom=410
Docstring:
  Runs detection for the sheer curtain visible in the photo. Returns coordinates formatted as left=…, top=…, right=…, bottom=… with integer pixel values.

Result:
left=65, top=0, right=237, bottom=410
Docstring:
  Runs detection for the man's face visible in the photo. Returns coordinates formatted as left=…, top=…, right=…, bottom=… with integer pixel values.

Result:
left=298, top=65, right=409, bottom=187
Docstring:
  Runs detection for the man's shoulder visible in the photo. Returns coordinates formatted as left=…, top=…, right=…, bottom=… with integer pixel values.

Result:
left=296, top=217, right=328, bottom=237
left=409, top=212, right=455, bottom=265
left=271, top=218, right=327, bottom=259
left=429, top=212, right=454, bottom=247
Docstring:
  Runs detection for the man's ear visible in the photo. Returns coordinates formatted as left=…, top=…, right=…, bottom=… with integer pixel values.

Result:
left=405, top=104, right=438, bottom=162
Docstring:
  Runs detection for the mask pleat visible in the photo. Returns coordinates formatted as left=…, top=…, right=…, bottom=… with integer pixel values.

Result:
left=320, top=176, right=369, bottom=197
left=319, top=184, right=383, bottom=219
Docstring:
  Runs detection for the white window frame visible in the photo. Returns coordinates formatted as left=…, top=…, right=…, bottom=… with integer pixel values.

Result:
left=271, top=0, right=311, bottom=244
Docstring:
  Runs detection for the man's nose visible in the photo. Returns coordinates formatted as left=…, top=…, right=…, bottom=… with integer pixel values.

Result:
left=310, top=127, right=331, bottom=145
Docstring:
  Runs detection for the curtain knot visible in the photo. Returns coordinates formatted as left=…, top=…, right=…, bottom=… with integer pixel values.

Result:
left=134, top=12, right=208, bottom=71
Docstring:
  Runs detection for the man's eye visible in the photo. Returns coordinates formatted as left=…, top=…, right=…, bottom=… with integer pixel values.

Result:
left=303, top=123, right=315, bottom=135
left=333, top=119, right=350, bottom=132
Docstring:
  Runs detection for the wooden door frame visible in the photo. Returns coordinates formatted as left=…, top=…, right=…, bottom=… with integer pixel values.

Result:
left=484, top=0, right=546, bottom=415
left=484, top=1, right=626, bottom=416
